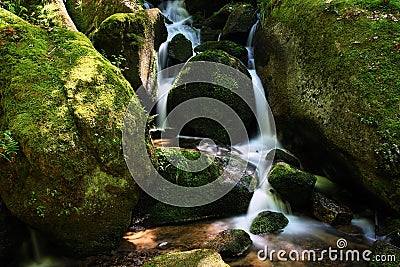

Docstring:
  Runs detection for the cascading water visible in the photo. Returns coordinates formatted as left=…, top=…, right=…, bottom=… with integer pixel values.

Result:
left=156, top=0, right=200, bottom=129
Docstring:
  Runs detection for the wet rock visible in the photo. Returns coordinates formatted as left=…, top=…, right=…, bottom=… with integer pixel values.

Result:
left=250, top=211, right=289, bottom=235
left=66, top=0, right=143, bottom=34
left=205, top=229, right=252, bottom=258
left=268, top=148, right=302, bottom=168
left=194, top=40, right=248, bottom=65
left=202, top=3, right=237, bottom=30
left=0, top=9, right=149, bottom=256
left=91, top=10, right=167, bottom=94
left=168, top=33, right=193, bottom=64
left=370, top=241, right=400, bottom=267
left=143, top=249, right=229, bottom=267
left=220, top=3, right=257, bottom=45
left=313, top=192, right=353, bottom=225
left=167, top=50, right=255, bottom=145
left=268, top=162, right=317, bottom=209
left=157, top=241, right=169, bottom=250
left=132, top=148, right=256, bottom=226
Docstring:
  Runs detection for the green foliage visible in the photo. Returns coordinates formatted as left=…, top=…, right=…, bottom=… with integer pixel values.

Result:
left=0, top=130, right=19, bottom=162
left=0, top=0, right=28, bottom=18
left=36, top=205, right=46, bottom=218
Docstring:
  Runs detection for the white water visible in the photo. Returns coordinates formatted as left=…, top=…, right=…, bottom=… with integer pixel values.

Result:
left=156, top=0, right=201, bottom=129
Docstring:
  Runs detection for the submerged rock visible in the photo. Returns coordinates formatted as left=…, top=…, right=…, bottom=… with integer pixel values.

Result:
left=167, top=50, right=255, bottom=145
left=0, top=9, right=149, bottom=256
left=250, top=211, right=289, bottom=235
left=132, top=147, right=255, bottom=226
left=194, top=40, right=248, bottom=65
left=143, top=249, right=230, bottom=267
left=220, top=3, right=257, bottom=45
left=268, top=162, right=317, bottom=209
left=168, top=33, right=193, bottom=64
left=205, top=229, right=252, bottom=258
left=91, top=10, right=167, bottom=95
left=313, top=192, right=353, bottom=225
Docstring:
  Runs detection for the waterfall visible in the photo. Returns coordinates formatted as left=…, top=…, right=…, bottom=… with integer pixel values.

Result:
left=155, top=0, right=200, bottom=129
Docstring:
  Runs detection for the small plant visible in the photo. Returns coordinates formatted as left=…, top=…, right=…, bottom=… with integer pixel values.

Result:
left=110, top=54, right=129, bottom=71
left=0, top=130, right=19, bottom=162
left=36, top=205, right=46, bottom=218
left=29, top=191, right=37, bottom=205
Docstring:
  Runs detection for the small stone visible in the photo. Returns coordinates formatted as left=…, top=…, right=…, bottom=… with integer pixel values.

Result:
left=157, top=241, right=169, bottom=250
left=205, top=229, right=252, bottom=258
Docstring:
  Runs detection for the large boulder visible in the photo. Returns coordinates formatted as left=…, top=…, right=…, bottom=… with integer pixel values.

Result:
left=167, top=50, right=255, bottom=145
left=220, top=3, right=257, bottom=45
left=91, top=10, right=167, bottom=95
left=0, top=9, right=149, bottom=256
left=313, top=192, right=353, bottom=226
left=168, top=33, right=193, bottom=64
left=143, top=249, right=230, bottom=267
left=132, top=147, right=255, bottom=226
left=195, top=40, right=248, bottom=65
left=66, top=0, right=143, bottom=34
left=250, top=211, right=289, bottom=235
left=268, top=162, right=317, bottom=209
left=205, top=229, right=252, bottom=258
left=255, top=0, right=400, bottom=212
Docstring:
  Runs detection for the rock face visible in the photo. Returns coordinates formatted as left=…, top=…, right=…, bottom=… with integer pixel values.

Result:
left=0, top=9, right=149, bottom=256
left=312, top=192, right=353, bottom=226
left=132, top=148, right=256, bottom=226
left=195, top=40, right=248, bottom=65
left=143, top=249, right=230, bottom=267
left=91, top=9, right=167, bottom=95
left=168, top=33, right=193, bottom=64
left=206, top=229, right=252, bottom=258
left=220, top=3, right=257, bottom=45
left=250, top=211, right=289, bottom=235
left=0, top=198, right=26, bottom=263
left=268, top=162, right=317, bottom=209
left=167, top=50, right=255, bottom=144
left=255, top=0, right=400, bottom=212
left=66, top=0, right=143, bottom=34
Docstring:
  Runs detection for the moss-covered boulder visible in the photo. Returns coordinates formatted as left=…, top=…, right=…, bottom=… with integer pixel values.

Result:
left=66, top=0, right=143, bottom=34
left=91, top=10, right=167, bottom=95
left=143, top=249, right=230, bottom=267
left=132, top=147, right=255, bottom=226
left=255, top=0, right=400, bottom=212
left=0, top=9, right=149, bottom=256
left=195, top=40, right=248, bottom=65
left=312, top=192, right=353, bottom=225
left=220, top=3, right=257, bottom=45
left=205, top=229, right=252, bottom=258
left=250, top=211, right=289, bottom=235
left=167, top=50, right=255, bottom=145
left=168, top=33, right=193, bottom=64
left=0, top=198, right=26, bottom=263
left=268, top=162, right=317, bottom=209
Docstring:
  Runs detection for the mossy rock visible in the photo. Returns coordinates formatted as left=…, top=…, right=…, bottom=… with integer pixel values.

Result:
left=143, top=249, right=229, bottom=267
left=65, top=0, right=143, bottom=34
left=0, top=9, right=149, bottom=256
left=132, top=148, right=255, bottom=226
left=312, top=192, right=353, bottom=226
left=91, top=10, right=167, bottom=95
left=255, top=0, right=400, bottom=212
left=206, top=229, right=252, bottom=258
left=167, top=50, right=255, bottom=145
left=220, top=3, right=257, bottom=45
left=268, top=162, right=317, bottom=209
left=250, top=211, right=289, bottom=235
left=186, top=0, right=257, bottom=17
left=195, top=40, right=248, bottom=65
left=202, top=3, right=238, bottom=30
left=168, top=33, right=193, bottom=64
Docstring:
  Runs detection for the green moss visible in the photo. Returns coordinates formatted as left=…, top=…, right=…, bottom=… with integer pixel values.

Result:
left=250, top=211, right=289, bottom=235
left=143, top=249, right=229, bottom=267
left=207, top=229, right=252, bottom=257
left=195, top=40, right=248, bottom=64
